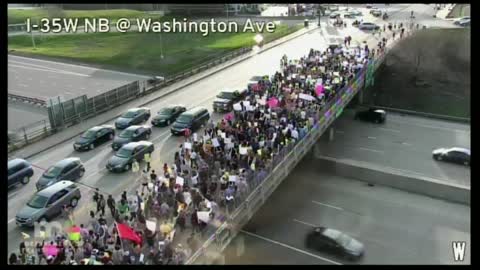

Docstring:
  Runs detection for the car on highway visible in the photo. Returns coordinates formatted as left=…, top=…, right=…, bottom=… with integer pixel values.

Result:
left=343, top=10, right=362, bottom=18
left=306, top=227, right=365, bottom=261
left=248, top=75, right=267, bottom=90
left=213, top=89, right=248, bottom=112
left=171, top=107, right=210, bottom=136
left=151, top=105, right=187, bottom=127
left=36, top=158, right=85, bottom=191
left=115, top=107, right=151, bottom=129
left=8, top=158, right=34, bottom=188
left=365, top=4, right=374, bottom=9
left=106, top=141, right=154, bottom=172
left=370, top=9, right=382, bottom=17
left=432, top=147, right=470, bottom=166
left=329, top=12, right=341, bottom=19
left=73, top=125, right=115, bottom=151
left=328, top=4, right=339, bottom=11
left=354, top=108, right=386, bottom=123
left=111, top=125, right=152, bottom=151
left=16, top=181, right=81, bottom=227
left=453, top=17, right=470, bottom=27
left=358, top=22, right=380, bottom=30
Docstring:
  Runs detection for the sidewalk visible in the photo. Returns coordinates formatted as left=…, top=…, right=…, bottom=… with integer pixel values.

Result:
left=9, top=24, right=319, bottom=160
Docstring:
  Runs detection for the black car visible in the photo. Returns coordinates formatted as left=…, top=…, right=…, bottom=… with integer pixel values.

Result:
left=36, top=158, right=85, bottom=190
left=248, top=75, right=267, bottom=90
left=74, top=125, right=115, bottom=151
left=371, top=9, right=382, bottom=17
left=354, top=108, right=386, bottom=124
left=106, top=141, right=154, bottom=172
left=115, top=107, right=151, bottom=129
left=171, top=107, right=210, bottom=136
left=432, top=147, right=470, bottom=166
left=8, top=158, right=34, bottom=188
left=111, top=125, right=152, bottom=151
left=306, top=227, right=365, bottom=261
left=151, top=105, right=187, bottom=127
left=213, top=89, right=247, bottom=112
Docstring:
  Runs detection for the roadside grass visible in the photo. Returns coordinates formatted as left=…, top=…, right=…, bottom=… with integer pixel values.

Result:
left=448, top=4, right=470, bottom=18
left=8, top=24, right=303, bottom=76
left=8, top=9, right=163, bottom=25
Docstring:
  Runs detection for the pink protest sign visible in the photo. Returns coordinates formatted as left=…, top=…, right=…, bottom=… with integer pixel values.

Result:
left=267, top=97, right=279, bottom=108
left=315, top=85, right=325, bottom=96
left=224, top=112, right=234, bottom=121
left=43, top=245, right=58, bottom=257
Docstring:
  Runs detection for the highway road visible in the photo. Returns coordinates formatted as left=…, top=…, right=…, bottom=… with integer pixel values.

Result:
left=8, top=100, right=48, bottom=131
left=315, top=109, right=470, bottom=186
left=8, top=55, right=151, bottom=101
left=7, top=3, right=461, bottom=261
left=222, top=161, right=470, bottom=264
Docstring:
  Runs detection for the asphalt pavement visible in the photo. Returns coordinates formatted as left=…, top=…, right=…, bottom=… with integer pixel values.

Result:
left=222, top=161, right=470, bottom=264
left=8, top=100, right=48, bottom=131
left=7, top=4, right=464, bottom=262
left=315, top=109, right=470, bottom=186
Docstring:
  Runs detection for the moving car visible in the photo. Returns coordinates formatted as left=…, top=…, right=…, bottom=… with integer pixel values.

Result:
left=354, top=108, right=386, bottom=123
left=73, top=125, right=115, bottom=151
left=248, top=75, right=266, bottom=90
left=366, top=4, right=373, bottom=8
left=111, top=125, right=152, bottom=151
left=350, top=9, right=363, bottom=16
left=432, top=147, right=470, bottom=166
left=8, top=158, right=34, bottom=188
left=306, top=227, right=365, bottom=260
left=171, top=107, right=210, bottom=136
left=371, top=9, right=382, bottom=17
left=454, top=17, right=470, bottom=27
left=329, top=4, right=339, bottom=11
left=344, top=10, right=362, bottom=18
left=213, top=89, right=247, bottom=112
left=151, top=105, right=187, bottom=127
left=36, top=158, right=85, bottom=190
left=330, top=12, right=341, bottom=19
left=106, top=141, right=154, bottom=172
left=16, top=181, right=81, bottom=227
left=115, top=107, right=151, bottom=129
left=359, top=22, right=380, bottom=30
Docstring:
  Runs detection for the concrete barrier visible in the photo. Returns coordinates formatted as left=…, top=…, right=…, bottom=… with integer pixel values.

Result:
left=314, top=155, right=470, bottom=205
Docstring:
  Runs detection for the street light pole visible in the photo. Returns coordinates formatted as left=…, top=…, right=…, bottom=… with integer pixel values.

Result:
left=159, top=32, right=164, bottom=59
left=31, top=19, right=37, bottom=49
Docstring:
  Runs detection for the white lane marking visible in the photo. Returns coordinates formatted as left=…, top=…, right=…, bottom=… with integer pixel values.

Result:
left=240, top=230, right=343, bottom=265
left=8, top=191, right=19, bottom=199
left=357, top=147, right=384, bottom=154
left=388, top=118, right=469, bottom=133
left=367, top=136, right=376, bottom=140
left=9, top=59, right=93, bottom=77
left=9, top=55, right=152, bottom=79
left=401, top=142, right=412, bottom=146
left=293, top=219, right=317, bottom=227
left=312, top=200, right=344, bottom=211
left=379, top=127, right=400, bottom=133
left=8, top=64, right=90, bottom=77
left=18, top=83, right=28, bottom=87
left=8, top=219, right=15, bottom=224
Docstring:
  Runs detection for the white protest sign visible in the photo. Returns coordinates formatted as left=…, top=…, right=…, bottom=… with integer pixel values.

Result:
left=239, top=147, right=248, bottom=155
left=146, top=220, right=156, bottom=232
left=226, top=142, right=234, bottom=149
left=176, top=176, right=184, bottom=186
left=224, top=138, right=231, bottom=144
left=204, top=134, right=210, bottom=141
left=197, top=211, right=211, bottom=223
left=233, top=103, right=242, bottom=111
left=229, top=175, right=238, bottom=183
left=243, top=101, right=250, bottom=107
left=333, top=72, right=340, bottom=77
left=212, top=138, right=220, bottom=147
left=299, top=93, right=315, bottom=101
left=258, top=99, right=266, bottom=105
left=247, top=105, right=254, bottom=111
left=220, top=132, right=226, bottom=139
left=193, top=133, right=198, bottom=142
left=184, top=142, right=192, bottom=150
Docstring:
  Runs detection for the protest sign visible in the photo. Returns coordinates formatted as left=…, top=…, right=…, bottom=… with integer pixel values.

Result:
left=212, top=138, right=220, bottom=147
left=184, top=142, right=192, bottom=150
left=176, top=176, right=184, bottom=186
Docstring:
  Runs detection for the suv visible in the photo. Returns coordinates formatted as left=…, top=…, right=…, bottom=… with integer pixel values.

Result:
left=106, top=141, right=155, bottom=172
left=111, top=125, right=152, bottom=151
left=115, top=107, right=151, bottom=129
left=171, top=107, right=210, bottom=135
left=16, top=181, right=82, bottom=227
left=8, top=158, right=34, bottom=188
left=74, top=125, right=115, bottom=151
left=213, top=89, right=247, bottom=112
left=354, top=108, right=386, bottom=123
left=36, top=158, right=85, bottom=190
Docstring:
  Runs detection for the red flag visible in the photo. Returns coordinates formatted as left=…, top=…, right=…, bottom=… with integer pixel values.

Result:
left=116, top=222, right=142, bottom=245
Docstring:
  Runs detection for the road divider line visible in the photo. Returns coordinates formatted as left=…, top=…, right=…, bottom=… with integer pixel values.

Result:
left=367, top=136, right=377, bottom=140
left=8, top=218, right=15, bottom=224
left=379, top=127, right=400, bottom=133
left=240, top=229, right=343, bottom=265
left=357, top=147, right=384, bottom=154
left=293, top=219, right=317, bottom=228
left=312, top=200, right=344, bottom=211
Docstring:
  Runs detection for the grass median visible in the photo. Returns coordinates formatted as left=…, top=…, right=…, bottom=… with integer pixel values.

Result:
left=8, top=23, right=303, bottom=76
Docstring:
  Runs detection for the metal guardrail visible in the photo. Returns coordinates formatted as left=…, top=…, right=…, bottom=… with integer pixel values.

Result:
left=371, top=105, right=470, bottom=123
left=8, top=119, right=52, bottom=152
left=8, top=93, right=47, bottom=107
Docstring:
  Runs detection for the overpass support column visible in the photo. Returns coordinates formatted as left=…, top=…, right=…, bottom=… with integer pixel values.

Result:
left=358, top=89, right=364, bottom=104
left=329, top=127, right=334, bottom=141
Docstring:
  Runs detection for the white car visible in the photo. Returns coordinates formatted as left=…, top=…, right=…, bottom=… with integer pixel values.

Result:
left=454, top=17, right=470, bottom=27
left=359, top=22, right=380, bottom=30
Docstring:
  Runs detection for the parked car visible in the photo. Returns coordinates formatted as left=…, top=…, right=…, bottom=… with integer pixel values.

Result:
left=354, top=108, right=386, bottom=123
left=371, top=9, right=382, bottom=17
left=74, top=125, right=115, bottom=151
left=248, top=75, right=267, bottom=90
left=306, top=227, right=365, bottom=260
left=151, top=105, right=187, bottom=127
left=36, top=158, right=85, bottom=191
left=359, top=22, right=380, bottom=30
left=8, top=158, right=34, bottom=188
left=16, top=181, right=81, bottom=227
left=115, top=107, right=151, bottom=129
left=171, top=107, right=210, bottom=136
left=213, top=89, right=248, bottom=112
left=432, top=147, right=470, bottom=166
left=330, top=12, right=341, bottom=19
left=366, top=4, right=373, bottom=8
left=106, top=141, right=154, bottom=172
left=111, top=125, right=152, bottom=151
left=350, top=9, right=363, bottom=16
left=369, top=7, right=379, bottom=13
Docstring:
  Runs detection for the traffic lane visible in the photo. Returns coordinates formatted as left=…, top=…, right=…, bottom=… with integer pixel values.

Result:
left=223, top=231, right=336, bottom=265
left=8, top=101, right=48, bottom=131
left=234, top=162, right=470, bottom=264
left=8, top=63, right=142, bottom=101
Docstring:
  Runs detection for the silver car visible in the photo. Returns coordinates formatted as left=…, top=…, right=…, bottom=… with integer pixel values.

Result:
left=359, top=22, right=380, bottom=30
left=16, top=181, right=82, bottom=227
